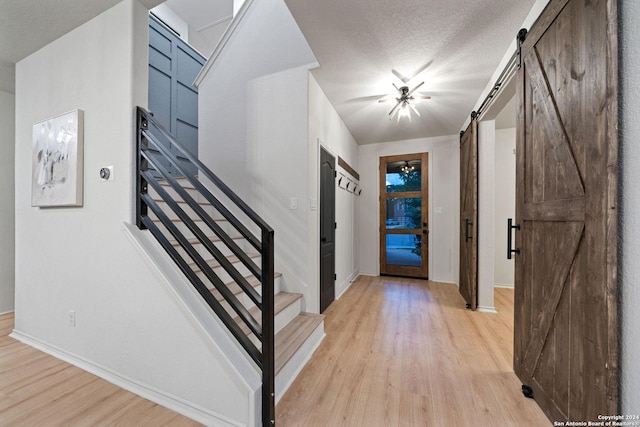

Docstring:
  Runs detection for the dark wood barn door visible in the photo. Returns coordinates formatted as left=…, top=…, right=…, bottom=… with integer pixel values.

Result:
left=459, top=120, right=478, bottom=310
left=513, top=0, right=618, bottom=421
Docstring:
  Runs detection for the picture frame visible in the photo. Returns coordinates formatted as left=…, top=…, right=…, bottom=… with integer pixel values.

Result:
left=31, top=109, right=84, bottom=207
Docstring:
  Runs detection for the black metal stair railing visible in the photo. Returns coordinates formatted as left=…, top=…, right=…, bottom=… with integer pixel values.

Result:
left=135, top=107, right=275, bottom=426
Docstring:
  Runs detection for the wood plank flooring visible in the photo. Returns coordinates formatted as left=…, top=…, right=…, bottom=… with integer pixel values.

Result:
left=276, top=276, right=550, bottom=426
left=0, top=314, right=201, bottom=426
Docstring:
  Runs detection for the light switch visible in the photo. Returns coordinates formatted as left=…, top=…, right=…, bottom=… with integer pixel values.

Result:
left=310, top=199, right=317, bottom=211
left=290, top=197, right=298, bottom=210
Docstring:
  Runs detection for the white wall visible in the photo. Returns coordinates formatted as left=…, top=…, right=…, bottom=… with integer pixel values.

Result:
left=477, top=120, right=496, bottom=312
left=620, top=0, right=640, bottom=415
left=247, top=66, right=312, bottom=303
left=197, top=0, right=320, bottom=310
left=150, top=4, right=190, bottom=43
left=358, top=136, right=459, bottom=283
left=14, top=2, right=252, bottom=424
left=308, top=75, right=359, bottom=303
left=0, top=90, right=14, bottom=314
left=151, top=3, right=219, bottom=58
left=493, top=128, right=516, bottom=287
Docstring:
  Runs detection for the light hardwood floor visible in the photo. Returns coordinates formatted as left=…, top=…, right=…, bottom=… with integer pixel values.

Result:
left=277, top=276, right=551, bottom=426
left=0, top=314, right=201, bottom=426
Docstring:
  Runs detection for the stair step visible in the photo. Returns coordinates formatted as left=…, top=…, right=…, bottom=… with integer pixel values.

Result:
left=188, top=252, right=260, bottom=273
left=167, top=234, right=245, bottom=248
left=157, top=180, right=197, bottom=190
left=234, top=292, right=303, bottom=336
left=275, top=312, right=324, bottom=375
left=208, top=272, right=282, bottom=303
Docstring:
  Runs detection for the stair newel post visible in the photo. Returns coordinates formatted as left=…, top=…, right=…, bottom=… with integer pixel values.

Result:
left=136, top=108, right=149, bottom=230
left=261, top=227, right=275, bottom=426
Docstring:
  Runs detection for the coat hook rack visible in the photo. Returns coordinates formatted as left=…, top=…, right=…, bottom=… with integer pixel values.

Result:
left=337, top=171, right=362, bottom=196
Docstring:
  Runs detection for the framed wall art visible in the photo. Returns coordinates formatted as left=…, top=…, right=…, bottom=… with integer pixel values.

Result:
left=31, top=109, right=84, bottom=207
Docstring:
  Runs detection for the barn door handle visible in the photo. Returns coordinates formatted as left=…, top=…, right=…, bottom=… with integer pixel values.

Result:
left=507, top=218, right=521, bottom=259
left=321, top=237, right=327, bottom=243
left=465, top=219, right=473, bottom=242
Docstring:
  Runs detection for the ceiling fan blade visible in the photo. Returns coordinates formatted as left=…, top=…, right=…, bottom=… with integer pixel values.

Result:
left=392, top=82, right=401, bottom=93
left=407, top=61, right=432, bottom=81
left=407, top=81, right=425, bottom=96
left=391, top=69, right=410, bottom=83
left=409, top=102, right=421, bottom=117
left=378, top=94, right=397, bottom=103
left=388, top=99, right=402, bottom=117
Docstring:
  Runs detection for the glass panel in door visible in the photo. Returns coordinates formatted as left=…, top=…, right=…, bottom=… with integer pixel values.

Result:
left=380, top=153, right=429, bottom=278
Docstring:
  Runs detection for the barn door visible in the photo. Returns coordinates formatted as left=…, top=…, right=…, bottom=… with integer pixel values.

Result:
left=513, top=0, right=618, bottom=421
left=459, top=119, right=478, bottom=310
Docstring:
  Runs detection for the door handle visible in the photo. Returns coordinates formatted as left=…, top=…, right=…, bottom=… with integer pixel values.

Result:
left=507, top=218, right=521, bottom=259
left=321, top=237, right=327, bottom=243
left=465, top=219, right=473, bottom=242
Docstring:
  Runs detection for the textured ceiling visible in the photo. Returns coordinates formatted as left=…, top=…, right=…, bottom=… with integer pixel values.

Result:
left=0, top=0, right=528, bottom=142
left=164, top=0, right=231, bottom=32
left=0, top=0, right=164, bottom=92
left=284, top=0, right=535, bottom=144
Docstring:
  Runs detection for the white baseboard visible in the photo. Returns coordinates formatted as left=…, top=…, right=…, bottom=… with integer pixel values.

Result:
left=357, top=271, right=378, bottom=277
left=9, top=330, right=243, bottom=427
left=0, top=309, right=14, bottom=316
left=494, top=283, right=514, bottom=289
left=429, top=279, right=458, bottom=285
left=336, top=270, right=359, bottom=299
left=477, top=306, right=498, bottom=314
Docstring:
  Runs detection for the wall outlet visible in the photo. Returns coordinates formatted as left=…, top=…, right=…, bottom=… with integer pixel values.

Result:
left=435, top=207, right=443, bottom=214
left=68, top=310, right=76, bottom=327
left=290, top=197, right=298, bottom=210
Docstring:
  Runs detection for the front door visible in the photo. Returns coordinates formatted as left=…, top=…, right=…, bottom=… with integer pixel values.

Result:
left=320, top=148, right=336, bottom=313
left=459, top=120, right=478, bottom=310
left=379, top=153, right=429, bottom=278
left=513, top=0, right=619, bottom=421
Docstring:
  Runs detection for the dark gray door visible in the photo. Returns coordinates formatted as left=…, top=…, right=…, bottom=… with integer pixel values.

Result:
left=148, top=15, right=205, bottom=177
left=320, top=148, right=336, bottom=313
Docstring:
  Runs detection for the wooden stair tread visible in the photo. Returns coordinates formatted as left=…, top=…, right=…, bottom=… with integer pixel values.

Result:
left=157, top=178, right=196, bottom=190
left=188, top=252, right=260, bottom=273
left=167, top=234, right=245, bottom=247
left=209, top=272, right=283, bottom=302
left=275, top=313, right=324, bottom=375
left=234, top=292, right=303, bottom=335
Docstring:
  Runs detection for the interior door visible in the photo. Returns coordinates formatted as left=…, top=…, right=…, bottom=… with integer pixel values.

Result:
left=459, top=120, right=478, bottom=310
left=320, top=148, right=336, bottom=313
left=513, top=0, right=618, bottom=421
left=379, top=153, right=429, bottom=279
left=148, top=15, right=205, bottom=177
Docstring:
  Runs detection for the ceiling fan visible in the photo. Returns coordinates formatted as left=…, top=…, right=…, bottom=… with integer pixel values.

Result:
left=380, top=81, right=431, bottom=123
left=379, top=66, right=432, bottom=123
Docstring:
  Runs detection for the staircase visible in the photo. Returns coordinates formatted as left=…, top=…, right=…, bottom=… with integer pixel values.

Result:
left=135, top=108, right=324, bottom=425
